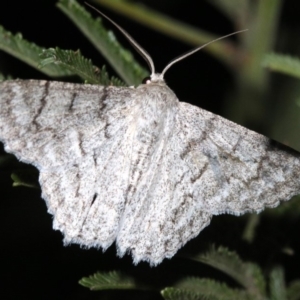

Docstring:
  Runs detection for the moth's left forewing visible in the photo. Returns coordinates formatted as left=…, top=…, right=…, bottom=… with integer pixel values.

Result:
left=0, top=79, right=139, bottom=251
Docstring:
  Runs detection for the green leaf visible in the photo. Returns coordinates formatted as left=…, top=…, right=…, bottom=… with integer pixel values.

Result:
left=0, top=25, right=74, bottom=77
left=79, top=271, right=136, bottom=291
left=0, top=72, right=13, bottom=81
left=57, top=0, right=148, bottom=85
left=189, top=246, right=266, bottom=297
left=161, top=287, right=217, bottom=300
left=40, top=48, right=125, bottom=86
left=242, top=214, right=260, bottom=243
left=287, top=280, right=300, bottom=300
left=11, top=170, right=39, bottom=189
left=264, top=196, right=300, bottom=218
left=246, top=263, right=267, bottom=297
left=269, top=267, right=286, bottom=300
left=208, top=0, right=249, bottom=23
left=263, top=53, right=300, bottom=80
left=175, top=277, right=249, bottom=300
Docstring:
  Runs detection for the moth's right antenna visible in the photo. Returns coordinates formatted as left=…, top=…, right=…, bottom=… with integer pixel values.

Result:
left=85, top=2, right=155, bottom=76
left=161, top=29, right=248, bottom=77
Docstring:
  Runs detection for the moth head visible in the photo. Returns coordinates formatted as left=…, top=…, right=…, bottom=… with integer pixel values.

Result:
left=141, top=74, right=165, bottom=87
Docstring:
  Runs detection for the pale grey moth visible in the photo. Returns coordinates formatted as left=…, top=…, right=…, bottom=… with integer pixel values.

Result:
left=0, top=8, right=300, bottom=266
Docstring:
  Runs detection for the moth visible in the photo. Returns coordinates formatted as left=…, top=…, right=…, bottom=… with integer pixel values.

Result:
left=0, top=6, right=300, bottom=266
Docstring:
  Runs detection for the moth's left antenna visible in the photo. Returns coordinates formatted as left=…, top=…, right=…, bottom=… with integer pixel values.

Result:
left=85, top=2, right=155, bottom=76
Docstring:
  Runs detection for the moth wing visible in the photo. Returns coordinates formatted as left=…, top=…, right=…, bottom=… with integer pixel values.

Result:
left=0, top=80, right=137, bottom=249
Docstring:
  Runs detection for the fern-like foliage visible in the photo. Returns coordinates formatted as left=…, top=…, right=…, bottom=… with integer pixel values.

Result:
left=79, top=246, right=300, bottom=300
left=161, top=287, right=217, bottom=300
left=40, top=48, right=125, bottom=86
left=79, top=271, right=136, bottom=291
left=0, top=0, right=148, bottom=86
left=174, top=277, right=249, bottom=300
left=0, top=25, right=74, bottom=77
left=263, top=53, right=300, bottom=80
left=188, top=245, right=266, bottom=297
left=57, top=0, right=149, bottom=85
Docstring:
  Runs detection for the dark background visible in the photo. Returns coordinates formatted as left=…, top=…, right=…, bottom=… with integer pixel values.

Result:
left=1, top=0, right=300, bottom=299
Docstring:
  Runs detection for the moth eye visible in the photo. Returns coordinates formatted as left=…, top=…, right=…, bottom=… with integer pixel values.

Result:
left=142, top=76, right=151, bottom=84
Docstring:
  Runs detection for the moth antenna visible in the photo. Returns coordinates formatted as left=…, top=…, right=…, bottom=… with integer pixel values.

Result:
left=161, top=29, right=248, bottom=77
left=85, top=2, right=155, bottom=76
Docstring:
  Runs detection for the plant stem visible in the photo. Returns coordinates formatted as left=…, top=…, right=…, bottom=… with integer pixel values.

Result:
left=93, top=0, right=245, bottom=68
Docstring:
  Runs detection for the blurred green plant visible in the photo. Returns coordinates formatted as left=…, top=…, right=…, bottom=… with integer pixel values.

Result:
left=0, top=0, right=148, bottom=85
left=263, top=54, right=300, bottom=80
left=79, top=246, right=300, bottom=300
left=57, top=0, right=148, bottom=85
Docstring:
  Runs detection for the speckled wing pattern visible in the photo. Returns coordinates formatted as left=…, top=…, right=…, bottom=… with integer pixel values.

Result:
left=0, top=79, right=300, bottom=266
